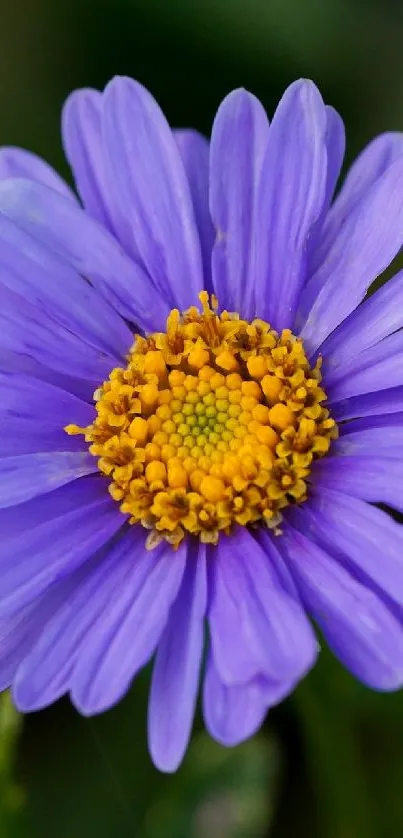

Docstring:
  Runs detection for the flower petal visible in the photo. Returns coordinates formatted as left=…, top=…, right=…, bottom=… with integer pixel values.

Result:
left=175, top=129, right=214, bottom=290
left=0, top=178, right=165, bottom=333
left=148, top=544, right=206, bottom=772
left=299, top=156, right=403, bottom=352
left=0, top=203, right=132, bottom=358
left=0, top=373, right=93, bottom=456
left=102, top=76, right=203, bottom=307
left=208, top=528, right=316, bottom=685
left=255, top=79, right=327, bottom=330
left=202, top=653, right=269, bottom=746
left=289, top=491, right=403, bottom=609
left=312, top=456, right=403, bottom=512
left=0, top=452, right=97, bottom=508
left=0, top=146, right=76, bottom=200
left=334, top=421, right=403, bottom=453
left=71, top=536, right=187, bottom=715
left=326, top=329, right=403, bottom=401
left=0, top=281, right=123, bottom=386
left=322, top=106, right=346, bottom=210
left=0, top=475, right=124, bottom=616
left=307, top=105, right=345, bottom=262
left=339, top=413, right=403, bottom=433
left=283, top=525, right=403, bottom=689
left=0, top=350, right=94, bottom=401
left=0, top=590, right=67, bottom=692
left=332, top=387, right=403, bottom=422
left=320, top=269, right=403, bottom=366
left=12, top=529, right=138, bottom=710
left=209, top=88, right=269, bottom=319
left=311, top=131, right=403, bottom=275
left=62, top=88, right=118, bottom=230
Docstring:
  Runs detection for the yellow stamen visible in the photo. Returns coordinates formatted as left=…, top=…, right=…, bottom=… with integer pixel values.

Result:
left=128, top=416, right=148, bottom=444
left=65, top=292, right=337, bottom=548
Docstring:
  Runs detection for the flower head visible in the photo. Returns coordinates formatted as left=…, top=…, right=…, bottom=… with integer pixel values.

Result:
left=66, top=291, right=337, bottom=547
left=1, top=76, right=403, bottom=772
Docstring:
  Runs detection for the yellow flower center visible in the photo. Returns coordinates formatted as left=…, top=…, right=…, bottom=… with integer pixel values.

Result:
left=66, top=293, right=337, bottom=548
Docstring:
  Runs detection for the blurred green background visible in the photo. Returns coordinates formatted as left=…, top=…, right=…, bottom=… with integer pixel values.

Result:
left=1, top=0, right=403, bottom=835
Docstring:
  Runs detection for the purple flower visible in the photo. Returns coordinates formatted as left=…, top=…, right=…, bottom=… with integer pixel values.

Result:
left=1, top=76, right=403, bottom=773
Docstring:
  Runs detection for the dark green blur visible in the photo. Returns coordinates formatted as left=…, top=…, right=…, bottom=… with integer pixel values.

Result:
left=1, top=1, right=403, bottom=835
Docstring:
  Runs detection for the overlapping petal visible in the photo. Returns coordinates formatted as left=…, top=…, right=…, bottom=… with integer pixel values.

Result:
left=0, top=178, right=166, bottom=332
left=289, top=492, right=403, bottom=609
left=311, top=131, right=403, bottom=275
left=282, top=526, right=403, bottom=689
left=175, top=129, right=214, bottom=289
left=208, top=528, right=317, bottom=686
left=326, top=330, right=403, bottom=401
left=102, top=76, right=203, bottom=307
left=0, top=452, right=97, bottom=508
left=312, top=456, right=403, bottom=512
left=148, top=545, right=206, bottom=772
left=0, top=374, right=93, bottom=455
left=203, top=655, right=270, bottom=746
left=0, top=146, right=76, bottom=200
left=320, top=269, right=403, bottom=366
left=331, top=387, right=403, bottom=422
left=62, top=88, right=118, bottom=230
left=13, top=530, right=140, bottom=710
left=0, top=476, right=125, bottom=616
left=255, top=79, right=327, bottom=330
left=70, top=536, right=187, bottom=715
left=299, top=156, right=403, bottom=350
left=210, top=88, right=269, bottom=318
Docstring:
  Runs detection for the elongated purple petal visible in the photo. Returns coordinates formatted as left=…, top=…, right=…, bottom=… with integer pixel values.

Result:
left=299, top=157, right=403, bottom=351
left=71, top=538, right=186, bottom=715
left=62, top=88, right=117, bottom=229
left=255, top=80, right=327, bottom=330
left=320, top=269, right=403, bottom=366
left=333, top=423, right=403, bottom=453
left=210, top=88, right=269, bottom=319
left=0, top=373, right=93, bottom=456
left=203, top=642, right=303, bottom=748
left=175, top=129, right=214, bottom=290
left=208, top=528, right=316, bottom=686
left=203, top=654, right=269, bottom=746
left=0, top=452, right=97, bottom=508
left=323, top=106, right=346, bottom=209
left=326, top=330, right=403, bottom=401
left=331, top=387, right=403, bottom=422
left=0, top=178, right=166, bottom=332
left=0, top=147, right=76, bottom=201
left=0, top=590, right=67, bottom=692
left=307, top=105, right=345, bottom=260
left=13, top=529, right=139, bottom=710
left=289, top=491, right=403, bottom=609
left=102, top=76, right=203, bottom=308
left=282, top=525, right=403, bottom=689
left=0, top=209, right=132, bottom=358
left=312, top=456, right=403, bottom=511
left=0, top=476, right=124, bottom=616
left=0, top=349, right=96, bottom=403
left=0, top=281, right=122, bottom=386
left=148, top=545, right=206, bottom=772
left=339, top=413, right=403, bottom=433
left=311, top=131, right=403, bottom=275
